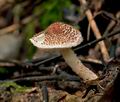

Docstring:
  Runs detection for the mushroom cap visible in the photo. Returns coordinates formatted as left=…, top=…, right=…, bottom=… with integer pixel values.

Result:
left=30, top=22, right=83, bottom=48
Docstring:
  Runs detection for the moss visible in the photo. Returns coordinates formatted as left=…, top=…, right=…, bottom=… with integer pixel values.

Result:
left=23, top=20, right=36, bottom=59
left=0, top=81, right=30, bottom=93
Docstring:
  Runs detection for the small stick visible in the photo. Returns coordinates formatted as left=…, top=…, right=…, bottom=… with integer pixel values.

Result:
left=79, top=0, right=110, bottom=62
left=0, top=24, right=19, bottom=35
left=0, top=14, right=36, bottom=35
left=41, top=83, right=49, bottom=102
left=0, top=74, right=80, bottom=83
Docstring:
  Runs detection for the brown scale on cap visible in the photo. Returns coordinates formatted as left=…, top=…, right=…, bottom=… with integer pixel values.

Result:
left=43, top=22, right=82, bottom=46
left=30, top=22, right=83, bottom=48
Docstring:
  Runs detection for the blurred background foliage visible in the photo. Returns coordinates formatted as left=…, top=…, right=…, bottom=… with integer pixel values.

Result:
left=35, top=0, right=72, bottom=29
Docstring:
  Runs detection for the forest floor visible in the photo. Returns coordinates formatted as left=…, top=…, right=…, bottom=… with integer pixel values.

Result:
left=0, top=0, right=120, bottom=102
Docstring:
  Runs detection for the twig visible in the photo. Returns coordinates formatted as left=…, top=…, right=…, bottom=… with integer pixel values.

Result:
left=79, top=0, right=110, bottom=62
left=104, top=20, right=116, bottom=36
left=79, top=56, right=102, bottom=65
left=41, top=83, right=49, bottom=102
left=0, top=74, right=80, bottom=83
left=88, top=11, right=116, bottom=41
left=0, top=24, right=20, bottom=35
left=0, top=12, right=39, bottom=35
left=75, top=26, right=120, bottom=50
left=0, top=62, right=15, bottom=67
left=87, top=23, right=91, bottom=41
left=0, top=59, right=21, bottom=67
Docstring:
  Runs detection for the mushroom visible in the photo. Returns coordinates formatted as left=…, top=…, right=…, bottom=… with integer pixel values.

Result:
left=30, top=22, right=98, bottom=81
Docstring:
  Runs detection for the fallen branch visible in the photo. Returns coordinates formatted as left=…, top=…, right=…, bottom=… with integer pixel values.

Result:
left=0, top=74, right=80, bottom=83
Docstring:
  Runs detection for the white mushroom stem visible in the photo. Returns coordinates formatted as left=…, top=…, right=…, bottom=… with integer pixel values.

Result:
left=60, top=48, right=98, bottom=81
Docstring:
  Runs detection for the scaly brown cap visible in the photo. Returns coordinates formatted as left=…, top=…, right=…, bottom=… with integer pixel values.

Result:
left=30, top=22, right=83, bottom=48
